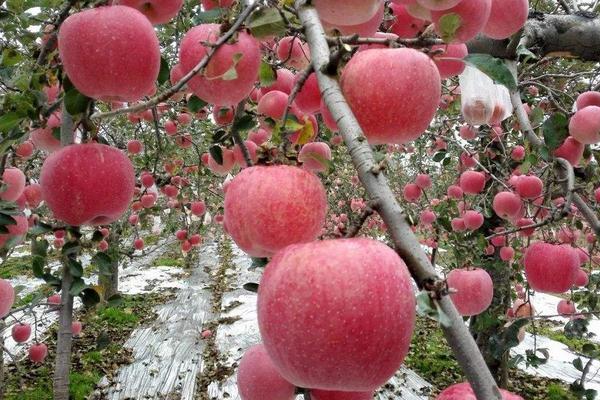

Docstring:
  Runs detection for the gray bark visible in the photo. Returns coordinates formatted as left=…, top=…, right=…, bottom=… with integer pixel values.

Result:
left=297, top=2, right=502, bottom=399
left=53, top=263, right=74, bottom=400
left=469, top=13, right=600, bottom=61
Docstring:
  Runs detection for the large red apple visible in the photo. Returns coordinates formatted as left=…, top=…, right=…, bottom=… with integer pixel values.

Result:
left=321, top=1, right=384, bottom=37
left=446, top=268, right=494, bottom=316
left=40, top=143, right=135, bottom=226
left=237, top=344, right=296, bottom=400
left=112, top=0, right=183, bottom=24
left=179, top=24, right=260, bottom=106
left=0, top=278, right=15, bottom=318
left=224, top=166, right=327, bottom=257
left=58, top=6, right=160, bottom=102
left=257, top=238, right=415, bottom=391
left=437, top=382, right=523, bottom=399
left=340, top=48, right=441, bottom=144
left=523, top=242, right=579, bottom=293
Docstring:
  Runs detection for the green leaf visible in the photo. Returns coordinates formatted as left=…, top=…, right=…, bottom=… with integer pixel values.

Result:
left=464, top=54, right=517, bottom=90
left=158, top=56, right=170, bottom=85
left=251, top=257, right=269, bottom=269
left=248, top=8, right=288, bottom=38
left=43, top=273, right=62, bottom=288
left=243, top=282, right=259, bottom=293
left=209, top=145, right=223, bottom=165
left=32, top=255, right=45, bottom=278
left=259, top=61, right=276, bottom=87
left=233, top=114, right=256, bottom=133
left=64, top=85, right=91, bottom=115
left=529, top=106, right=544, bottom=127
left=1, top=48, right=23, bottom=67
left=92, top=252, right=113, bottom=276
left=542, top=113, right=569, bottom=151
left=194, top=7, right=226, bottom=23
left=91, top=230, right=104, bottom=242
left=0, top=112, right=23, bottom=133
left=187, top=95, right=207, bottom=113
left=69, top=277, right=87, bottom=296
left=516, top=44, right=537, bottom=63
left=0, top=213, right=16, bottom=226
left=62, top=241, right=80, bottom=257
left=28, top=222, right=53, bottom=236
left=437, top=13, right=462, bottom=43
left=80, top=287, right=101, bottom=307
left=221, top=53, right=243, bottom=81
left=573, top=357, right=584, bottom=372
left=68, top=259, right=83, bottom=278
left=432, top=151, right=447, bottom=162
left=281, top=114, right=303, bottom=132
left=31, top=239, right=48, bottom=258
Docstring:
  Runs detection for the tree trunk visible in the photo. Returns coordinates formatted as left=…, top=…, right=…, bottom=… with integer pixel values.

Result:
left=0, top=320, right=5, bottom=400
left=53, top=263, right=74, bottom=400
left=99, top=230, right=120, bottom=300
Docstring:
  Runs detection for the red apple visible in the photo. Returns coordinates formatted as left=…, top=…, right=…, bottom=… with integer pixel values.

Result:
left=40, top=143, right=135, bottom=226
left=311, top=389, right=374, bottom=400
left=58, top=6, right=160, bottom=102
left=447, top=268, right=493, bottom=316
left=224, top=166, right=327, bottom=257
left=257, top=238, right=415, bottom=391
left=127, top=140, right=143, bottom=154
left=0, top=279, right=15, bottom=318
left=431, top=44, right=468, bottom=79
left=569, top=106, right=600, bottom=144
left=71, top=321, right=82, bottom=336
left=524, top=242, right=580, bottom=293
left=431, top=0, right=492, bottom=43
left=11, top=323, right=32, bottom=343
left=29, top=343, right=48, bottom=363
left=459, top=171, right=485, bottom=194
left=115, top=0, right=183, bottom=24
left=492, top=191, right=522, bottom=219
left=0, top=168, right=25, bottom=202
left=389, top=3, right=426, bottom=38
left=340, top=48, right=441, bottom=144
left=483, top=0, right=529, bottom=39
left=313, top=0, right=381, bottom=25
left=237, top=344, right=296, bottom=400
left=576, top=91, right=600, bottom=110
left=276, top=37, right=311, bottom=70
left=179, top=24, right=261, bottom=106
left=557, top=300, right=576, bottom=317
left=437, top=382, right=523, bottom=399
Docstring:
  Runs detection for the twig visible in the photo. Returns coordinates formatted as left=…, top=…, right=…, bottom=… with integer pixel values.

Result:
left=344, top=201, right=377, bottom=238
left=36, top=0, right=77, bottom=66
left=229, top=100, right=253, bottom=167
left=90, top=2, right=260, bottom=120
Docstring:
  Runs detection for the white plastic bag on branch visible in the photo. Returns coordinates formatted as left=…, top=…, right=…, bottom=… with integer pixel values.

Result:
left=489, top=84, right=513, bottom=125
left=459, top=66, right=495, bottom=126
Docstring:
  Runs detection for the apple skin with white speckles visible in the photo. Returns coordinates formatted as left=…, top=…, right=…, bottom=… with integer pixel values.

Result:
left=437, top=382, right=523, bottom=399
left=311, top=389, right=374, bottom=400
left=257, top=238, right=416, bottom=392
left=224, top=165, right=327, bottom=258
left=237, top=344, right=296, bottom=400
left=446, top=268, right=494, bottom=316
left=340, top=48, right=441, bottom=145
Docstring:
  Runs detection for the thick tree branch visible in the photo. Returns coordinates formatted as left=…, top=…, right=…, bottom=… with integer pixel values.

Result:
left=297, top=2, right=502, bottom=399
left=509, top=61, right=600, bottom=236
left=468, top=13, right=600, bottom=61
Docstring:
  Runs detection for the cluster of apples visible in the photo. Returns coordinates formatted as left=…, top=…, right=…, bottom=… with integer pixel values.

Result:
left=1, top=280, right=82, bottom=364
